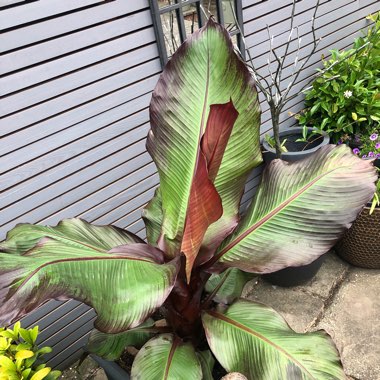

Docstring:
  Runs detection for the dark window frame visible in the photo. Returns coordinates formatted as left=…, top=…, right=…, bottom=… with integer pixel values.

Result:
left=149, top=0, right=245, bottom=68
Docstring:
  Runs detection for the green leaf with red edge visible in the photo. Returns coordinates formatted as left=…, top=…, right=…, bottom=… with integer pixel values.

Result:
left=196, top=350, right=215, bottom=380
left=210, top=145, right=377, bottom=273
left=146, top=19, right=261, bottom=280
left=131, top=334, right=202, bottom=380
left=0, top=218, right=143, bottom=255
left=142, top=187, right=163, bottom=247
left=205, top=268, right=255, bottom=304
left=0, top=220, right=179, bottom=333
left=86, top=319, right=155, bottom=361
left=202, top=299, right=345, bottom=380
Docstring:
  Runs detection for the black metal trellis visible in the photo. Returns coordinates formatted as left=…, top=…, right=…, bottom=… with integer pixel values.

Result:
left=149, top=0, right=245, bottom=67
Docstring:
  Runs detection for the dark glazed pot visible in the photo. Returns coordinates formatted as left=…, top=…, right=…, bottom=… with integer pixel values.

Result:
left=261, top=127, right=330, bottom=287
left=262, top=127, right=330, bottom=163
left=92, top=355, right=130, bottom=380
left=263, top=255, right=326, bottom=287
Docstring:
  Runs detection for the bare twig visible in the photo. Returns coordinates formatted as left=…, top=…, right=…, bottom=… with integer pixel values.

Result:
left=282, top=0, right=322, bottom=100
left=283, top=40, right=370, bottom=105
left=279, top=0, right=297, bottom=77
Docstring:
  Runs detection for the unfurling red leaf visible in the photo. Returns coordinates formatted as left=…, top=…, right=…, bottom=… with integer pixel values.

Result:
left=146, top=18, right=261, bottom=278
left=180, top=101, right=239, bottom=281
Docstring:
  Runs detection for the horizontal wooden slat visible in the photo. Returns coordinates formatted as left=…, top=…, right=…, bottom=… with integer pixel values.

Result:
left=0, top=0, right=104, bottom=30
left=1, top=27, right=157, bottom=96
left=0, top=74, right=157, bottom=158
left=1, top=106, right=150, bottom=195
left=2, top=42, right=158, bottom=115
left=91, top=184, right=158, bottom=225
left=83, top=175, right=158, bottom=227
left=244, top=0, right=362, bottom=50
left=1, top=157, right=156, bottom=233
left=48, top=329, right=95, bottom=369
left=0, top=0, right=26, bottom=6
left=0, top=1, right=149, bottom=51
left=20, top=301, right=68, bottom=329
left=1, top=58, right=160, bottom=137
left=1, top=137, right=149, bottom=224
left=43, top=163, right=155, bottom=227
left=0, top=115, right=151, bottom=209
left=0, top=9, right=152, bottom=74
left=244, top=0, right=333, bottom=36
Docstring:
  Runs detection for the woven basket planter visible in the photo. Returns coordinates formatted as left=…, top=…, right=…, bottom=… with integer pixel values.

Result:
left=335, top=206, right=380, bottom=269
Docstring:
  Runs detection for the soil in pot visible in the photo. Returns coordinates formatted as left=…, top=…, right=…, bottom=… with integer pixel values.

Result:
left=118, top=348, right=136, bottom=375
left=281, top=133, right=324, bottom=153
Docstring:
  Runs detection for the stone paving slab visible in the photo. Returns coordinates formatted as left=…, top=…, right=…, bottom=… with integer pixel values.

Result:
left=242, top=252, right=349, bottom=332
left=243, top=252, right=380, bottom=380
left=317, top=268, right=380, bottom=380
left=60, top=357, right=107, bottom=380
left=242, top=276, right=325, bottom=333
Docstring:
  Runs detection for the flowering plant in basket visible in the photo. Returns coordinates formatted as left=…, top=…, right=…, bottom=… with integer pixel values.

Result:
left=350, top=131, right=380, bottom=213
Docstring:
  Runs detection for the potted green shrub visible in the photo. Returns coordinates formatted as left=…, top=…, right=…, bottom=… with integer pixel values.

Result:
left=296, top=12, right=380, bottom=270
left=298, top=12, right=380, bottom=144
left=0, top=20, right=377, bottom=380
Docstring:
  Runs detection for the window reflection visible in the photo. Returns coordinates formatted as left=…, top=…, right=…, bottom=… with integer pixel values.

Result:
left=156, top=0, right=241, bottom=62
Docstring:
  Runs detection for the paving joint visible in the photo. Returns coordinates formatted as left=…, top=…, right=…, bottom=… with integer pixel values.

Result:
left=308, top=266, right=351, bottom=331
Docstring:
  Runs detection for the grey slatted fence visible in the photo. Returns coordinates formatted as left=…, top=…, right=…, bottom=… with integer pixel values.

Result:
left=1, top=0, right=160, bottom=369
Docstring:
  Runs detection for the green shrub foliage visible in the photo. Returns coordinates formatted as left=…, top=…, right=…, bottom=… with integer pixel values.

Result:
left=298, top=13, right=380, bottom=143
left=0, top=322, right=61, bottom=380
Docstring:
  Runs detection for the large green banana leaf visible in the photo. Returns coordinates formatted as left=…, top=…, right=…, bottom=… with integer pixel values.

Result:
left=205, top=268, right=255, bottom=304
left=0, top=220, right=179, bottom=333
left=211, top=145, right=377, bottom=273
left=0, top=218, right=143, bottom=255
left=87, top=319, right=155, bottom=360
left=147, top=18, right=261, bottom=280
left=202, top=300, right=345, bottom=380
left=130, top=334, right=202, bottom=380
left=197, top=350, right=215, bottom=380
